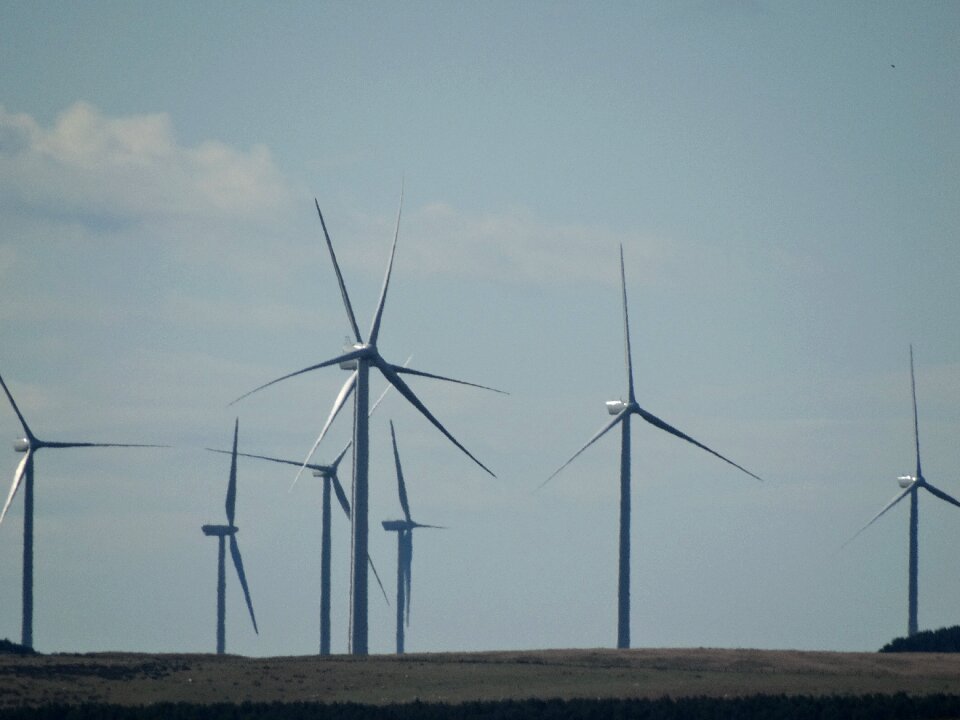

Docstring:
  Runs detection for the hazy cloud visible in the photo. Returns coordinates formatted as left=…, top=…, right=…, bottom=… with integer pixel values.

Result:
left=0, top=102, right=290, bottom=223
left=0, top=104, right=670, bottom=292
left=0, top=104, right=312, bottom=336
left=334, top=202, right=667, bottom=288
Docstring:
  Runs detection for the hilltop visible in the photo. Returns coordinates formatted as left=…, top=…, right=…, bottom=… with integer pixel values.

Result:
left=2, top=647, right=960, bottom=709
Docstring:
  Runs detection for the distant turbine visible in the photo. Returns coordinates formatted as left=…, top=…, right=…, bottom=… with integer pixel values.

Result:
left=232, top=193, right=503, bottom=655
left=206, top=445, right=348, bottom=654
left=0, top=372, right=165, bottom=650
left=202, top=419, right=258, bottom=655
left=844, top=346, right=960, bottom=637
left=382, top=421, right=443, bottom=655
left=206, top=373, right=398, bottom=655
left=542, top=246, right=762, bottom=650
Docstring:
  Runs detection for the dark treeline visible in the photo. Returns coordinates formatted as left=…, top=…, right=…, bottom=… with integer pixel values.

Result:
left=4, top=694, right=960, bottom=720
left=0, top=640, right=34, bottom=656
left=881, top=625, right=960, bottom=653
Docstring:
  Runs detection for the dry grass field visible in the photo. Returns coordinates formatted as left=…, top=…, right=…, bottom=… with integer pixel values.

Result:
left=2, top=647, right=960, bottom=709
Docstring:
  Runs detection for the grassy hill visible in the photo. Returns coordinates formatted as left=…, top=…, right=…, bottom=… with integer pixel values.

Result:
left=2, top=647, right=960, bottom=709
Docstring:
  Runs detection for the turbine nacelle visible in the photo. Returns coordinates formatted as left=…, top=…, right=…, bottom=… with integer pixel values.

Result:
left=201, top=524, right=238, bottom=537
left=311, top=469, right=334, bottom=479
left=382, top=519, right=413, bottom=532
left=13, top=438, right=30, bottom=453
left=606, top=400, right=629, bottom=415
left=339, top=343, right=369, bottom=370
left=898, top=475, right=917, bottom=489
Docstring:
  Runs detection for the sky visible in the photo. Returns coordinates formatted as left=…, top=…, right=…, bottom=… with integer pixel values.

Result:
left=0, top=1, right=959, bottom=657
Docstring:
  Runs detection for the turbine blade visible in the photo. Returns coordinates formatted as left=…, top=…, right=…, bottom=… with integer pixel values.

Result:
left=391, top=365, right=508, bottom=395
left=369, top=552, right=390, bottom=606
left=375, top=356, right=495, bottom=477
left=226, top=419, right=238, bottom=526
left=329, top=444, right=350, bottom=472
left=41, top=442, right=167, bottom=449
left=328, top=356, right=411, bottom=472
left=634, top=406, right=763, bottom=482
left=923, top=481, right=960, bottom=510
left=0, top=449, right=31, bottom=527
left=539, top=411, right=626, bottom=490
left=369, top=357, right=409, bottom=414
left=910, top=345, right=922, bottom=479
left=316, top=199, right=362, bottom=343
left=367, top=183, right=403, bottom=346
left=389, top=421, right=412, bottom=522
left=0, top=373, right=35, bottom=440
left=206, top=448, right=329, bottom=474
left=229, top=349, right=364, bottom=406
left=290, top=371, right=357, bottom=491
left=620, top=245, right=636, bottom=404
left=843, top=482, right=916, bottom=548
left=229, top=535, right=258, bottom=634
left=331, top=471, right=352, bottom=517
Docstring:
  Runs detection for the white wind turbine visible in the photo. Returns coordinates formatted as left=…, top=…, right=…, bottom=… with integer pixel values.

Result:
left=232, top=192, right=503, bottom=654
left=0, top=372, right=165, bottom=649
left=207, top=378, right=400, bottom=654
left=382, top=420, right=443, bottom=655
left=844, top=346, right=960, bottom=637
left=542, top=246, right=762, bottom=649
left=202, top=419, right=257, bottom=655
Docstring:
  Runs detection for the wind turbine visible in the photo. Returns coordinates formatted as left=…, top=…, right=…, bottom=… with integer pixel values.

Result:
left=206, top=445, right=345, bottom=654
left=202, top=419, right=258, bottom=655
left=543, top=246, right=762, bottom=650
left=232, top=193, right=502, bottom=654
left=844, top=346, right=960, bottom=637
left=206, top=374, right=398, bottom=655
left=382, top=420, right=443, bottom=655
left=0, top=372, right=165, bottom=650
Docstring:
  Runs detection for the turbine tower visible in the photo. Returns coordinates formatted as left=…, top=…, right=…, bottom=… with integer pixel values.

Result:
left=204, top=440, right=390, bottom=655
left=844, top=346, right=960, bottom=637
left=218, top=375, right=402, bottom=654
left=543, top=246, right=762, bottom=649
left=202, top=419, right=258, bottom=655
left=382, top=420, right=442, bottom=655
left=233, top=193, right=501, bottom=654
left=0, top=372, right=164, bottom=650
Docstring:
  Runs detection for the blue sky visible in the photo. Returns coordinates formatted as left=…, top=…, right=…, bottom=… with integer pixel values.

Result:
left=1, top=1, right=959, bottom=656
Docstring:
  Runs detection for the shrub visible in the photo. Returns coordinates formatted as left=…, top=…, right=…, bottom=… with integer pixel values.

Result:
left=881, top=625, right=960, bottom=653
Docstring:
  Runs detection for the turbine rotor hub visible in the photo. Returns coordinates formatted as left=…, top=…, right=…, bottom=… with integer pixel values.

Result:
left=339, top=343, right=372, bottom=370
left=13, top=437, right=30, bottom=453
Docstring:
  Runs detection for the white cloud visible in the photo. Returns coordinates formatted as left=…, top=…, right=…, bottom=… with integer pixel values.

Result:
left=332, top=201, right=668, bottom=288
left=0, top=102, right=290, bottom=223
left=0, top=103, right=671, bottom=293
left=0, top=103, right=314, bottom=338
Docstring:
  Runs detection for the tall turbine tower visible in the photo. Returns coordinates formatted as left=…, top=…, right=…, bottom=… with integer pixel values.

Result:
left=213, top=375, right=399, bottom=653
left=543, top=246, right=762, bottom=649
left=202, top=419, right=258, bottom=654
left=204, top=441, right=389, bottom=655
left=382, top=421, right=442, bottom=655
left=233, top=193, right=502, bottom=655
left=0, top=372, right=164, bottom=649
left=845, top=346, right=960, bottom=637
